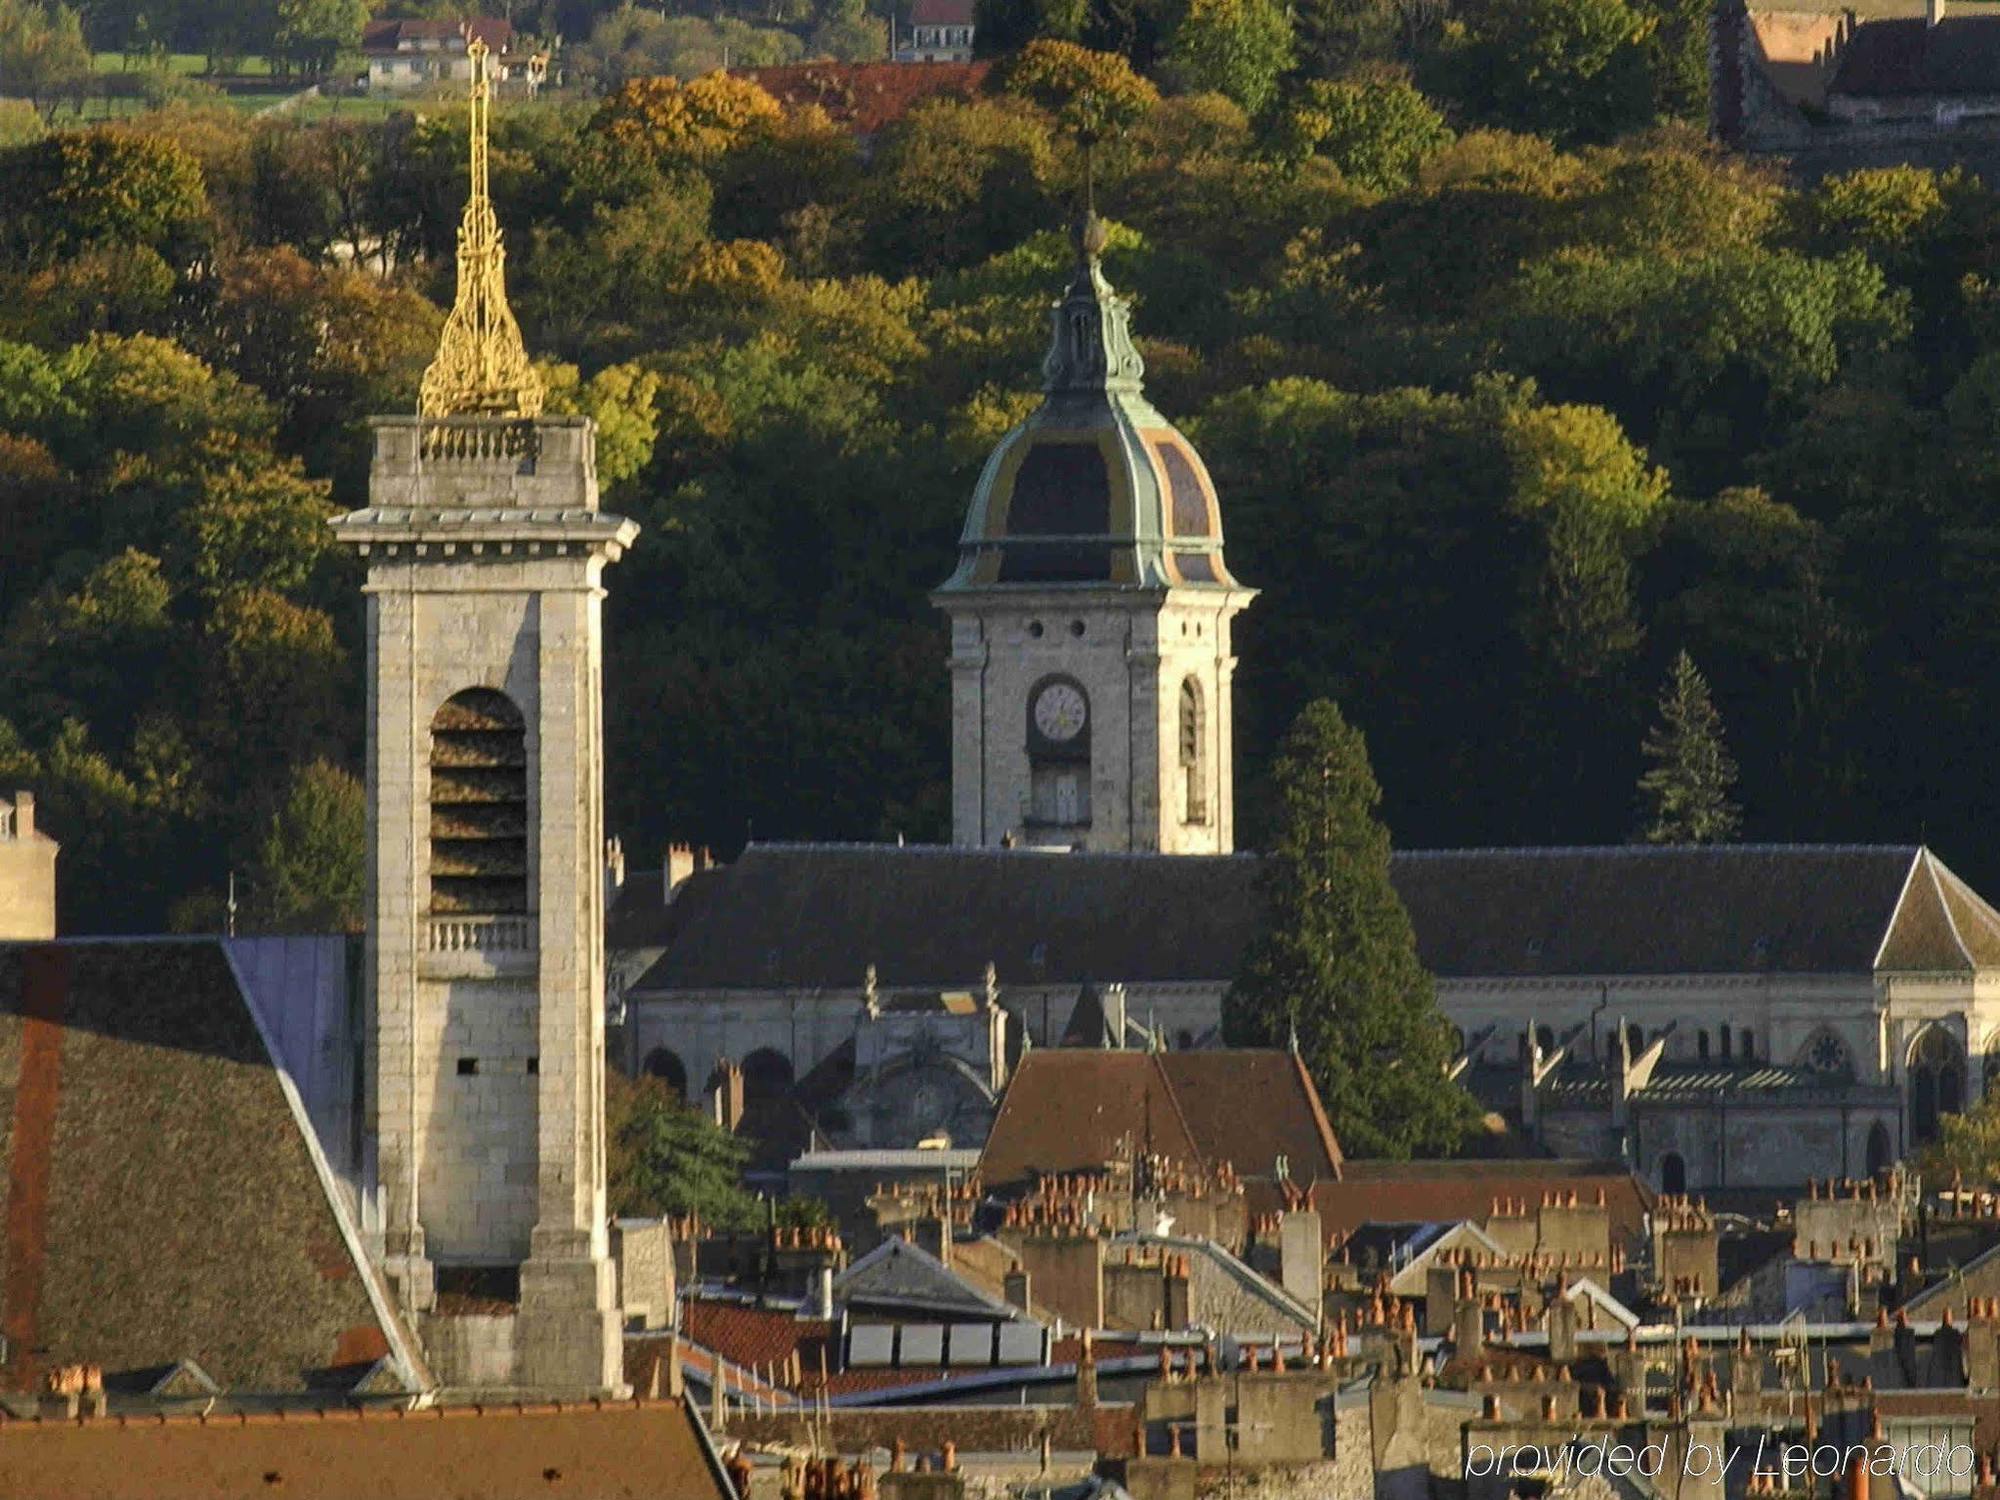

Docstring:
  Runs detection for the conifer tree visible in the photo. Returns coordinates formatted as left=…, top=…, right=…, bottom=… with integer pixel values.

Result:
left=1636, top=650, right=1741, bottom=844
left=1223, top=699, right=1478, bottom=1159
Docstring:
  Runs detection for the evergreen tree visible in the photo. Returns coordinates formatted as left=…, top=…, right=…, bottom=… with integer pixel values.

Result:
left=1636, top=650, right=1741, bottom=844
left=1223, top=699, right=1478, bottom=1159
left=606, top=1069, right=761, bottom=1225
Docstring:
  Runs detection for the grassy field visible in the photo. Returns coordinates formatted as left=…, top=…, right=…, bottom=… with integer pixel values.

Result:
left=91, top=50, right=276, bottom=77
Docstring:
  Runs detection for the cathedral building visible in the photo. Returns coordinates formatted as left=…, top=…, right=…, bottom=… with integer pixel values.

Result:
left=614, top=228, right=2000, bottom=1188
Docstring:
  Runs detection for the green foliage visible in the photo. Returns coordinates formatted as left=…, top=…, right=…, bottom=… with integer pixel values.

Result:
left=0, top=0, right=91, bottom=120
left=269, top=0, right=367, bottom=75
left=1223, top=699, right=1478, bottom=1159
left=1454, top=0, right=1655, bottom=143
left=998, top=39, right=1159, bottom=141
left=607, top=1069, right=761, bottom=1225
left=0, top=127, right=207, bottom=267
left=248, top=758, right=362, bottom=933
left=1277, top=77, right=1453, bottom=192
left=1916, top=1093, right=2000, bottom=1188
left=1166, top=0, right=1296, bottom=115
left=1636, top=650, right=1741, bottom=844
left=5, top=49, right=2000, bottom=931
left=541, top=359, right=664, bottom=491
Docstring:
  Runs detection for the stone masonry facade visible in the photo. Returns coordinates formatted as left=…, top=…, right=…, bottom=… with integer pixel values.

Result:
left=334, top=414, right=637, bottom=1394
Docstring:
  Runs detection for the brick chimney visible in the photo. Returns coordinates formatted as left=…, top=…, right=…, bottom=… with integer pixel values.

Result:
left=709, top=1059, right=745, bottom=1132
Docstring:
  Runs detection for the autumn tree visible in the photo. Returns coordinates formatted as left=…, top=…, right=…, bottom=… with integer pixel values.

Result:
left=1276, top=77, right=1453, bottom=192
left=1636, top=650, right=1741, bottom=844
left=998, top=39, right=1159, bottom=141
left=0, top=128, right=209, bottom=268
left=0, top=0, right=90, bottom=122
left=1223, top=699, right=1478, bottom=1158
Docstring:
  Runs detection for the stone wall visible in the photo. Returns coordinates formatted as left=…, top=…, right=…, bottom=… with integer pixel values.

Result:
left=941, top=589, right=1247, bottom=855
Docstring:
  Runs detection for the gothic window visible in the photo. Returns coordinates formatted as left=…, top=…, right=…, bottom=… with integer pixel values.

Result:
left=1720, top=1027, right=1732, bottom=1060
left=429, top=688, right=527, bottom=915
left=1179, top=676, right=1207, bottom=825
left=1800, top=1028, right=1853, bottom=1080
left=1909, top=1025, right=1965, bottom=1146
left=1697, top=1030, right=1709, bottom=1061
left=1741, top=1028, right=1755, bottom=1061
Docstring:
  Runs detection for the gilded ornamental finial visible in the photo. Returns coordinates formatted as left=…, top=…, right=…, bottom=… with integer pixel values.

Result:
left=418, top=35, right=544, bottom=421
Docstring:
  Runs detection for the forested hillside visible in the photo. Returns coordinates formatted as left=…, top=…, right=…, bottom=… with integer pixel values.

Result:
left=0, top=9, right=1994, bottom=931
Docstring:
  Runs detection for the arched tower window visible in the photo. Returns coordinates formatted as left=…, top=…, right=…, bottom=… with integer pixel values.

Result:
left=429, top=688, right=528, bottom=915
left=1179, top=676, right=1208, bottom=826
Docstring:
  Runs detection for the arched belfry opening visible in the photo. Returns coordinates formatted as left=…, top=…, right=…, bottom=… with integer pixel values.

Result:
left=429, top=688, right=529, bottom=917
left=1179, top=676, right=1207, bottom=826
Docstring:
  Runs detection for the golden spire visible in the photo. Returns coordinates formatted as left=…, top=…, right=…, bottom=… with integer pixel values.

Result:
left=419, top=36, right=544, bottom=421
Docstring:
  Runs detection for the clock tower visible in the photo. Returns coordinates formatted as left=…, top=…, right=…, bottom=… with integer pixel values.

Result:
left=933, top=215, right=1254, bottom=855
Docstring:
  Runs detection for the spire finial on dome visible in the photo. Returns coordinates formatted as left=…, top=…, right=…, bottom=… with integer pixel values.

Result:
left=1043, top=190, right=1144, bottom=398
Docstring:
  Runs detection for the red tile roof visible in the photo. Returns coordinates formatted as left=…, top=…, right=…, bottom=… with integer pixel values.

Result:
left=910, top=0, right=976, bottom=25
left=1307, top=1160, right=1654, bottom=1243
left=734, top=62, right=992, bottom=135
left=0, top=1397, right=732, bottom=1500
left=361, top=18, right=513, bottom=54
left=682, top=1298, right=835, bottom=1384
left=978, top=1050, right=1342, bottom=1189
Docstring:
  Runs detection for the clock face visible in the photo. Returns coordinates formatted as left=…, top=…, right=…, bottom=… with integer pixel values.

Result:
left=1034, top=682, right=1088, bottom=742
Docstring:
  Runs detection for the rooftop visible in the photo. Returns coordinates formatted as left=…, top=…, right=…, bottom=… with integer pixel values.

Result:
left=0, top=941, right=415, bottom=1395
left=623, top=841, right=1996, bottom=989
left=977, top=1048, right=1343, bottom=1187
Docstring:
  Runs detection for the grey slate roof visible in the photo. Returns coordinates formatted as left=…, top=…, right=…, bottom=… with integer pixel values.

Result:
left=0, top=941, right=415, bottom=1393
left=834, top=1235, right=1028, bottom=1321
left=1833, top=16, right=2000, bottom=97
left=625, top=842, right=1999, bottom=991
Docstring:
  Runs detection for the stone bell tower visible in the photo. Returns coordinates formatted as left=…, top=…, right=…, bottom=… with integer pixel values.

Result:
left=933, top=214, right=1255, bottom=854
left=332, top=38, right=634, bottom=1395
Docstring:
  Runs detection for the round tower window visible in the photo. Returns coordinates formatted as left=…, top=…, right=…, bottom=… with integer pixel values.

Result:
left=1070, top=620, right=1086, bottom=637
left=1029, top=621, right=1045, bottom=638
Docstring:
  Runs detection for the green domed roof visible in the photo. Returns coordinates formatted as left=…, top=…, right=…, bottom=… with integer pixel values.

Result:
left=938, top=218, right=1239, bottom=593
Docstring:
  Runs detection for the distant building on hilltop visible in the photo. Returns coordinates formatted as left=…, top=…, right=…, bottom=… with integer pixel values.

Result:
left=898, top=0, right=976, bottom=62
left=1714, top=0, right=2000, bottom=173
left=361, top=18, right=528, bottom=92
